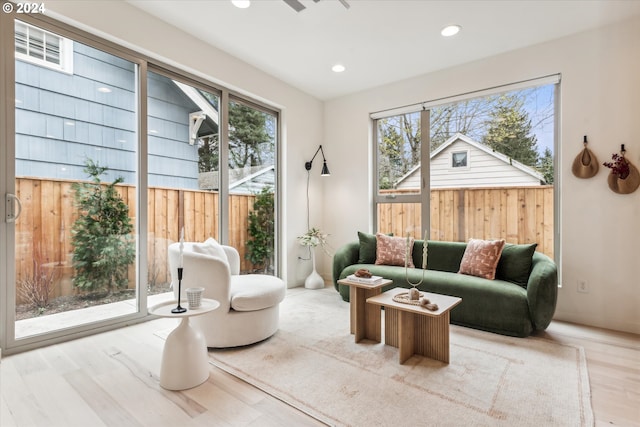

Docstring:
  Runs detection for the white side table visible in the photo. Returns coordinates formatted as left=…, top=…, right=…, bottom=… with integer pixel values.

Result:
left=149, top=298, right=219, bottom=390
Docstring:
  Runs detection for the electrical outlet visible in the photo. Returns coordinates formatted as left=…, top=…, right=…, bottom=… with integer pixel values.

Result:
left=577, top=280, right=588, bottom=293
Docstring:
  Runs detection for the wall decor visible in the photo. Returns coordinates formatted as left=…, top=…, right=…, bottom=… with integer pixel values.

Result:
left=603, top=144, right=639, bottom=194
left=571, top=135, right=599, bottom=179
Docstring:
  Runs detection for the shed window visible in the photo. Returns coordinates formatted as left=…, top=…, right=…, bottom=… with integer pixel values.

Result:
left=15, top=21, right=73, bottom=73
left=452, top=151, right=468, bottom=168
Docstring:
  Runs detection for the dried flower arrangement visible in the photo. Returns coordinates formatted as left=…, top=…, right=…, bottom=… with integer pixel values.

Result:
left=603, top=153, right=630, bottom=179
left=297, top=227, right=332, bottom=255
left=297, top=227, right=327, bottom=247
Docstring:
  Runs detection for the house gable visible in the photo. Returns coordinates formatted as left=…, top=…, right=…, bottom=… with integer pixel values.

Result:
left=396, top=133, right=544, bottom=189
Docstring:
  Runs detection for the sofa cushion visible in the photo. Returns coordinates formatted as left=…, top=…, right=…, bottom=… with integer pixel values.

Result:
left=458, top=238, right=505, bottom=280
left=424, top=269, right=532, bottom=337
left=357, top=231, right=392, bottom=263
left=496, top=243, right=538, bottom=287
left=375, top=233, right=414, bottom=267
left=230, top=275, right=285, bottom=311
left=421, top=240, right=467, bottom=273
left=357, top=231, right=378, bottom=263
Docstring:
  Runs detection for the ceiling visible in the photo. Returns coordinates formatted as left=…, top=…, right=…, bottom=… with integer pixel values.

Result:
left=127, top=0, right=640, bottom=100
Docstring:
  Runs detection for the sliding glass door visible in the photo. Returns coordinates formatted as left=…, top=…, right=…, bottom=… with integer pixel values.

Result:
left=9, top=19, right=141, bottom=343
left=1, top=14, right=280, bottom=354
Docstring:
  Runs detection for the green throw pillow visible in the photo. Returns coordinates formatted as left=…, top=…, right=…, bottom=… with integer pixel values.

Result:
left=357, top=231, right=392, bottom=264
left=495, top=243, right=537, bottom=287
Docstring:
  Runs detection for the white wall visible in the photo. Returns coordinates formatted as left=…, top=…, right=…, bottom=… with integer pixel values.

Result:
left=44, top=1, right=324, bottom=287
left=324, top=17, right=640, bottom=334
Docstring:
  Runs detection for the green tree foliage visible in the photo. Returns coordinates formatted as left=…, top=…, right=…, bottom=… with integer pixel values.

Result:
left=71, top=159, right=135, bottom=295
left=198, top=134, right=219, bottom=173
left=196, top=89, right=220, bottom=173
left=538, top=147, right=554, bottom=184
left=378, top=118, right=405, bottom=189
left=377, top=114, right=421, bottom=189
left=482, top=95, right=539, bottom=167
left=246, top=187, right=275, bottom=273
left=229, top=102, right=273, bottom=169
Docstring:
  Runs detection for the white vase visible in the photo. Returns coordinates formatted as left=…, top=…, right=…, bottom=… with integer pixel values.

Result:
left=305, top=247, right=325, bottom=289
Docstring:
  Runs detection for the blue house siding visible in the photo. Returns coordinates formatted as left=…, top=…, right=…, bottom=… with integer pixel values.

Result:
left=15, top=39, right=204, bottom=189
left=147, top=71, right=202, bottom=189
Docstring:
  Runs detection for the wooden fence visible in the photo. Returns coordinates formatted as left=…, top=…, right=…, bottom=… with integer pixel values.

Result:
left=15, top=178, right=553, bottom=303
left=378, top=186, right=554, bottom=258
left=14, top=177, right=258, bottom=302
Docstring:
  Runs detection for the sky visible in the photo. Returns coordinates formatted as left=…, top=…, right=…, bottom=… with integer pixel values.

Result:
left=524, top=84, right=555, bottom=155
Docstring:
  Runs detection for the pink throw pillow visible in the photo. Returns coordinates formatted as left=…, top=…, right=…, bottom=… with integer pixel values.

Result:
left=375, top=233, right=414, bottom=267
left=458, top=238, right=506, bottom=280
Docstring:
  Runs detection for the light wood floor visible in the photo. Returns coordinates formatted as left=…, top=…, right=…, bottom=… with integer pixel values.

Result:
left=1, top=313, right=638, bottom=426
left=536, top=322, right=640, bottom=427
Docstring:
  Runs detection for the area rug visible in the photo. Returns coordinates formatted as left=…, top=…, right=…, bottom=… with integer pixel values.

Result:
left=208, top=288, right=593, bottom=427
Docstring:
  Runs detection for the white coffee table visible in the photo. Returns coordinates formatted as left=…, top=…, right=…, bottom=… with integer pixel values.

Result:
left=149, top=299, right=219, bottom=390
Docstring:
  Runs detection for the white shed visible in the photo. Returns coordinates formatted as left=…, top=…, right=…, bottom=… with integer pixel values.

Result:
left=396, top=133, right=545, bottom=189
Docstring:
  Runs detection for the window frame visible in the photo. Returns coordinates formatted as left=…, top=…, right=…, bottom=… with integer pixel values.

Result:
left=451, top=150, right=470, bottom=169
left=372, top=110, right=429, bottom=239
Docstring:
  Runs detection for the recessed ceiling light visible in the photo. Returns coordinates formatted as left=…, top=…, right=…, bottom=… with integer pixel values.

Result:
left=441, top=25, right=461, bottom=37
left=231, top=0, right=250, bottom=8
left=97, top=87, right=112, bottom=93
left=332, top=64, right=346, bottom=73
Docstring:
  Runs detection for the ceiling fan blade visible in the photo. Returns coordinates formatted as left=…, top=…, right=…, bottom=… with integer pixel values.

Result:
left=283, top=0, right=349, bottom=12
left=283, top=0, right=305, bottom=12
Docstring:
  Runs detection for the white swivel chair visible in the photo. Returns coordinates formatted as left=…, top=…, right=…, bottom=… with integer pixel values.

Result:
left=168, top=238, right=286, bottom=348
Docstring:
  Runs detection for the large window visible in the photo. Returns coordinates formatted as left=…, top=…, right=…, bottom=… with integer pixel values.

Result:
left=374, top=78, right=558, bottom=260
left=228, top=98, right=277, bottom=274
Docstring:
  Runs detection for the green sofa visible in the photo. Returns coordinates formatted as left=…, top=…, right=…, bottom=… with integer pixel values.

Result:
left=332, top=236, right=558, bottom=337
